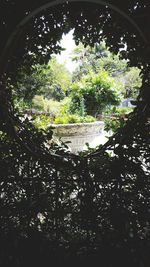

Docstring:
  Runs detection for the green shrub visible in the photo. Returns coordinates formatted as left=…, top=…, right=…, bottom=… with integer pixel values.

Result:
left=114, top=106, right=133, bottom=115
left=70, top=71, right=122, bottom=117
left=32, top=95, right=61, bottom=115
left=44, top=99, right=61, bottom=115
left=32, top=95, right=45, bottom=110
left=80, top=115, right=96, bottom=123
left=59, top=97, right=72, bottom=115
left=54, top=114, right=96, bottom=124
left=104, top=106, right=133, bottom=133
left=33, top=115, right=53, bottom=129
left=54, top=114, right=81, bottom=124
left=104, top=116, right=125, bottom=133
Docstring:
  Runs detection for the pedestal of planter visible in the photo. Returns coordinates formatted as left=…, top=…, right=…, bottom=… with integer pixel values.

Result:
left=50, top=121, right=105, bottom=154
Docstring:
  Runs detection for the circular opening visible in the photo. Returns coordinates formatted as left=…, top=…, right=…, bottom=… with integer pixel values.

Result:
left=0, top=0, right=149, bottom=156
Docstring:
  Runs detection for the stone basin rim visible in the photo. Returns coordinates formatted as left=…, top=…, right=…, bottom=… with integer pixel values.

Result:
left=49, top=121, right=104, bottom=128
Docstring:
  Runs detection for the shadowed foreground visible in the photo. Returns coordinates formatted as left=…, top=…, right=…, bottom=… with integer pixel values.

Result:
left=0, top=111, right=150, bottom=267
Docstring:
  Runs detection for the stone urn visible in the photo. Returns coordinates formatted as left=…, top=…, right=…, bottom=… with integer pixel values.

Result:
left=49, top=121, right=105, bottom=154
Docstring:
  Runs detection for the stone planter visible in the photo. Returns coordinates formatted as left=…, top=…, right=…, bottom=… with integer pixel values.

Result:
left=49, top=121, right=105, bottom=154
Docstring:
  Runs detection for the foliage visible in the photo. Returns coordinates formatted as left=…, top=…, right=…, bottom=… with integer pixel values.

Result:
left=13, top=57, right=72, bottom=107
left=32, top=114, right=53, bottom=129
left=54, top=114, right=96, bottom=124
left=115, top=106, right=133, bottom=113
left=1, top=0, right=149, bottom=85
left=32, top=95, right=45, bottom=110
left=41, top=57, right=72, bottom=100
left=0, top=1, right=150, bottom=267
left=105, top=106, right=134, bottom=116
left=43, top=98, right=61, bottom=115
left=12, top=64, right=49, bottom=106
left=72, top=42, right=142, bottom=99
left=31, top=96, right=95, bottom=126
left=104, top=116, right=126, bottom=133
left=0, top=111, right=150, bottom=267
left=32, top=95, right=61, bottom=115
left=72, top=42, right=126, bottom=80
left=104, top=106, right=134, bottom=133
left=120, top=67, right=142, bottom=98
left=70, top=70, right=121, bottom=117
left=59, top=97, right=72, bottom=115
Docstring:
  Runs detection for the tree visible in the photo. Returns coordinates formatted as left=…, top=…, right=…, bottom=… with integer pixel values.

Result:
left=70, top=70, right=121, bottom=117
left=72, top=42, right=109, bottom=81
left=1, top=0, right=149, bottom=87
left=12, top=64, right=49, bottom=107
left=13, top=56, right=72, bottom=107
left=41, top=57, right=72, bottom=100
left=119, top=67, right=142, bottom=98
left=72, top=42, right=142, bottom=99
